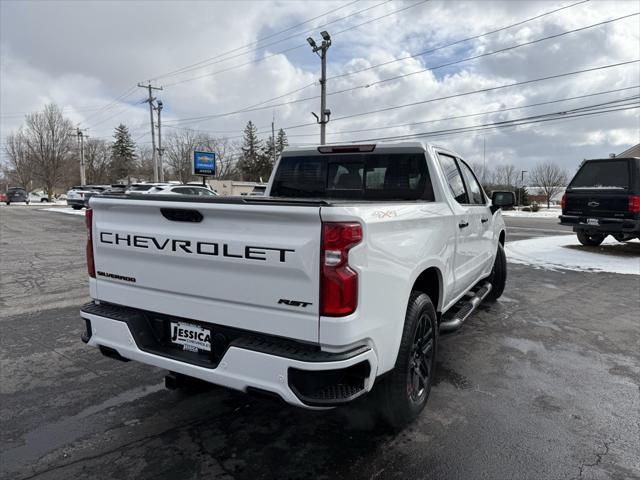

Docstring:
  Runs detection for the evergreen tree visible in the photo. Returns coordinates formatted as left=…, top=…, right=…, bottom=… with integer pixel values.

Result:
left=240, top=121, right=271, bottom=181
left=111, top=124, right=136, bottom=182
left=276, top=128, right=288, bottom=155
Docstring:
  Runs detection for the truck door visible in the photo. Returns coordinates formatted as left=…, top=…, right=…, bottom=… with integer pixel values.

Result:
left=457, top=159, right=494, bottom=272
left=436, top=153, right=485, bottom=298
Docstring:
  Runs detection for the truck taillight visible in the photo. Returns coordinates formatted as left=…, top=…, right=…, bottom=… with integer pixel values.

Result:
left=630, top=195, right=640, bottom=213
left=85, top=208, right=95, bottom=278
left=320, top=222, right=362, bottom=317
left=561, top=193, right=566, bottom=210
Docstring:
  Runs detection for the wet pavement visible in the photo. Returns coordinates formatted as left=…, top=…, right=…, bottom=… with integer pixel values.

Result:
left=1, top=207, right=639, bottom=480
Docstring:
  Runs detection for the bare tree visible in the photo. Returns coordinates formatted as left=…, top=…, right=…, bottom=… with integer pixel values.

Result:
left=203, top=136, right=241, bottom=180
left=135, top=145, right=155, bottom=181
left=530, top=162, right=568, bottom=208
left=85, top=139, right=112, bottom=185
left=23, top=104, right=74, bottom=199
left=494, top=163, right=518, bottom=189
left=164, top=130, right=202, bottom=183
left=3, top=129, right=34, bottom=190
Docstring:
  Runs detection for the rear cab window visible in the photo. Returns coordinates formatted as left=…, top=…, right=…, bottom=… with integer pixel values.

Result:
left=568, top=159, right=631, bottom=191
left=271, top=152, right=434, bottom=201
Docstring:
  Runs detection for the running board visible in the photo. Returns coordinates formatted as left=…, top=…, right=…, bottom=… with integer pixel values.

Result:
left=439, top=281, right=492, bottom=333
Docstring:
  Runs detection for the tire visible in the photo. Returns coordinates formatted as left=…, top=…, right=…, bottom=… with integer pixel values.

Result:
left=376, top=291, right=437, bottom=428
left=577, top=230, right=605, bottom=246
left=71, top=205, right=82, bottom=210
left=5, top=202, right=9, bottom=206
left=486, top=243, right=507, bottom=302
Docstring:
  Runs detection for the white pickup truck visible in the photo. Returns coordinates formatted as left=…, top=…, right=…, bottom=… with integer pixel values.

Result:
left=80, top=142, right=513, bottom=426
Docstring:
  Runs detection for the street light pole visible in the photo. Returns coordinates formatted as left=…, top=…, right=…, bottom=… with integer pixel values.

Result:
left=307, top=31, right=332, bottom=145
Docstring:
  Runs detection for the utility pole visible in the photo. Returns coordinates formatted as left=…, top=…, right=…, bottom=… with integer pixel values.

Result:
left=138, top=82, right=163, bottom=182
left=271, top=116, right=277, bottom=164
left=482, top=136, right=486, bottom=185
left=519, top=170, right=528, bottom=210
left=307, top=31, right=332, bottom=145
left=156, top=100, right=164, bottom=183
left=72, top=127, right=88, bottom=185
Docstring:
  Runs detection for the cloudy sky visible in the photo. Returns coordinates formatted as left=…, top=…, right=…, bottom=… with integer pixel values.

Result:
left=1, top=0, right=639, bottom=174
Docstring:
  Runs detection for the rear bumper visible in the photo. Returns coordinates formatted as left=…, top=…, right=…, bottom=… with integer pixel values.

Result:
left=80, top=302, right=377, bottom=408
left=559, top=215, right=640, bottom=234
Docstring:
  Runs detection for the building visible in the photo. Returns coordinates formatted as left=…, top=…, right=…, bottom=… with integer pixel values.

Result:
left=618, top=143, right=640, bottom=157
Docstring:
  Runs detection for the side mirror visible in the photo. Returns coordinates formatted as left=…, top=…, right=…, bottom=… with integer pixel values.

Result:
left=491, top=191, right=515, bottom=213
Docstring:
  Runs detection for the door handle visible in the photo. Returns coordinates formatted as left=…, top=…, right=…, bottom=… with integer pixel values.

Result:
left=481, top=217, right=489, bottom=223
left=458, top=221, right=469, bottom=229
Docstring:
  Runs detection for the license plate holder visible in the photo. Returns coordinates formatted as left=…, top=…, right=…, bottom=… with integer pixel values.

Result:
left=586, top=218, right=599, bottom=226
left=169, top=321, right=211, bottom=353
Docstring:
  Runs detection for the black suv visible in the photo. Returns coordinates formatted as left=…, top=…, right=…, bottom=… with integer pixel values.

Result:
left=560, top=157, right=640, bottom=245
left=5, top=187, right=29, bottom=205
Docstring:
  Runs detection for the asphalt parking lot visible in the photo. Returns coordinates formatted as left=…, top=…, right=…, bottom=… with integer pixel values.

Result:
left=1, top=206, right=639, bottom=480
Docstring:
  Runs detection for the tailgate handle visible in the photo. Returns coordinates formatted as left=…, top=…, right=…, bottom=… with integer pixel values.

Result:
left=160, top=208, right=203, bottom=223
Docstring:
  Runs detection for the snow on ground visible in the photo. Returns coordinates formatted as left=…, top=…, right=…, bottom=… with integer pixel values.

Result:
left=40, top=207, right=86, bottom=216
left=505, top=235, right=640, bottom=275
left=0, top=201, right=67, bottom=207
left=500, top=208, right=561, bottom=218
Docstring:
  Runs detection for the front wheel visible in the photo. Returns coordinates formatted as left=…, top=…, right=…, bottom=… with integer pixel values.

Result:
left=486, top=243, right=507, bottom=302
left=577, top=231, right=605, bottom=246
left=376, top=291, right=437, bottom=428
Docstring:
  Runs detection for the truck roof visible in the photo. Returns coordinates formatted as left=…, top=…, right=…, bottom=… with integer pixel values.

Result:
left=282, top=141, right=432, bottom=156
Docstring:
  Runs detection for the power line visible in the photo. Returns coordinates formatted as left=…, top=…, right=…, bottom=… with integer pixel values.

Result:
left=248, top=59, right=639, bottom=135
left=80, top=85, right=138, bottom=125
left=163, top=0, right=429, bottom=88
left=232, top=0, right=590, bottom=115
left=327, top=0, right=589, bottom=81
left=326, top=59, right=640, bottom=125
left=150, top=0, right=362, bottom=81
left=163, top=14, right=638, bottom=126
left=155, top=0, right=388, bottom=82
left=348, top=102, right=640, bottom=143
left=283, top=86, right=640, bottom=137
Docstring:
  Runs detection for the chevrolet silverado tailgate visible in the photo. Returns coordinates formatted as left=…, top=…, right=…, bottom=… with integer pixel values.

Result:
left=90, top=196, right=322, bottom=343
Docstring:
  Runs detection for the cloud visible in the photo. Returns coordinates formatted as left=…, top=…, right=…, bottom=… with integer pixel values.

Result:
left=1, top=0, right=638, bottom=173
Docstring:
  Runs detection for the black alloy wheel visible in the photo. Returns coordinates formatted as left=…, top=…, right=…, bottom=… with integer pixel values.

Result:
left=407, top=313, right=435, bottom=404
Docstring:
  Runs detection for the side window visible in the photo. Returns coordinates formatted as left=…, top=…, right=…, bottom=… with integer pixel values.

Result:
left=458, top=160, right=485, bottom=205
left=437, top=153, right=468, bottom=204
left=173, top=187, right=192, bottom=195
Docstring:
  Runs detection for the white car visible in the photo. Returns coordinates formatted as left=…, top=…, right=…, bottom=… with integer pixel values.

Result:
left=81, top=142, right=511, bottom=426
left=28, top=190, right=52, bottom=203
left=149, top=185, right=218, bottom=196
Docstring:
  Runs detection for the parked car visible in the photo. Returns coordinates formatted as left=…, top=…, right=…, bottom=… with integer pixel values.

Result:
left=0, top=193, right=6, bottom=203
left=80, top=142, right=512, bottom=427
left=151, top=185, right=218, bottom=196
left=5, top=187, right=29, bottom=205
left=125, top=183, right=172, bottom=194
left=560, top=157, right=640, bottom=245
left=66, top=185, right=109, bottom=210
left=28, top=190, right=51, bottom=203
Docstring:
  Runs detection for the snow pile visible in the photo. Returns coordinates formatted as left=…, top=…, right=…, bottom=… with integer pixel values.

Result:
left=501, top=208, right=561, bottom=218
left=40, top=207, right=86, bottom=216
left=505, top=235, right=640, bottom=275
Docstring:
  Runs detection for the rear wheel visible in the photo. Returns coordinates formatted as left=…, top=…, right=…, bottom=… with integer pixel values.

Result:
left=377, top=291, right=437, bottom=428
left=71, top=205, right=82, bottom=210
left=577, top=230, right=605, bottom=246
